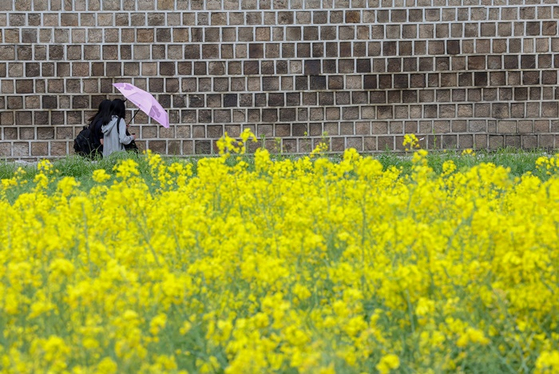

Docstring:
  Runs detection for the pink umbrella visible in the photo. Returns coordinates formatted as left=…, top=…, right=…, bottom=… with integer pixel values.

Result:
left=113, top=82, right=169, bottom=128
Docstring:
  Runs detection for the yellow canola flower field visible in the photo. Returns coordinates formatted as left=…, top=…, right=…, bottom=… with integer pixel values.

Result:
left=2, top=138, right=559, bottom=373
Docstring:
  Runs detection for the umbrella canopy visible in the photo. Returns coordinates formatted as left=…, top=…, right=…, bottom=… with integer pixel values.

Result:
left=113, top=82, right=169, bottom=128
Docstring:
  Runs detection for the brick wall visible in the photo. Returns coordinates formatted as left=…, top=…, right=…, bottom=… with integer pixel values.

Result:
left=1, top=0, right=558, bottom=159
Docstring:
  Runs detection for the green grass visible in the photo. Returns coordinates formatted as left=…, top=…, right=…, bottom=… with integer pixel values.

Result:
left=0, top=148, right=552, bottom=190
left=376, top=148, right=549, bottom=177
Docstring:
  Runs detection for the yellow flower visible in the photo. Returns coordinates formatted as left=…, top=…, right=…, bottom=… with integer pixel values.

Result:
left=92, top=169, right=111, bottom=183
left=403, top=133, right=420, bottom=150
left=376, top=354, right=400, bottom=374
left=113, top=158, right=140, bottom=179
left=96, top=357, right=118, bottom=373
left=456, top=328, right=490, bottom=348
left=149, top=313, right=167, bottom=335
left=536, top=350, right=559, bottom=373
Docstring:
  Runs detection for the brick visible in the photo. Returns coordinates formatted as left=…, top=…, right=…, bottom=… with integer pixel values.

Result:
left=286, top=93, right=299, bottom=106
left=534, top=120, right=550, bottom=133
left=468, top=55, right=486, bottom=70
left=518, top=54, right=535, bottom=70
left=480, top=22, right=496, bottom=37
left=497, top=120, right=516, bottom=134
left=394, top=74, right=408, bottom=88
left=304, top=60, right=321, bottom=75
left=279, top=108, right=295, bottom=122
left=271, top=123, right=289, bottom=137
left=542, top=102, right=558, bottom=118
left=310, top=43, right=324, bottom=57
left=3, top=126, right=17, bottom=142
left=12, top=142, right=30, bottom=157
left=522, top=135, right=538, bottom=149
left=517, top=121, right=534, bottom=134
left=290, top=123, right=305, bottom=137
left=542, top=20, right=557, bottom=36
left=383, top=41, right=397, bottom=56
left=491, top=103, right=510, bottom=119
left=268, top=93, right=284, bottom=106
left=277, top=60, right=288, bottom=74
left=310, top=76, right=326, bottom=90
left=440, top=73, right=458, bottom=87
left=539, top=134, right=554, bottom=149
left=377, top=136, right=393, bottom=151
left=402, top=57, right=418, bottom=72
left=297, top=43, right=311, bottom=57
left=472, top=72, right=487, bottom=87
left=277, top=11, right=296, bottom=25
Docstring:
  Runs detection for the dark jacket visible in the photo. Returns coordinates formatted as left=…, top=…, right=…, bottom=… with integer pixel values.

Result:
left=89, top=117, right=104, bottom=156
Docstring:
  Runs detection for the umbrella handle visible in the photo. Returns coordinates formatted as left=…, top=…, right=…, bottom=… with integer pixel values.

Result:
left=128, top=109, right=139, bottom=125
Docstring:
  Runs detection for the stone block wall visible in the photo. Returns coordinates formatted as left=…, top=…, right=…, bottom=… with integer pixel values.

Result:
left=1, top=0, right=558, bottom=159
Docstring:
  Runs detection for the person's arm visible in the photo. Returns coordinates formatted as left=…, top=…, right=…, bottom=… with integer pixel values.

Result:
left=118, top=118, right=135, bottom=145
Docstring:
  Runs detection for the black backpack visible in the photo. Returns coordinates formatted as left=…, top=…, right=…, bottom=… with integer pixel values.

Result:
left=74, top=126, right=95, bottom=157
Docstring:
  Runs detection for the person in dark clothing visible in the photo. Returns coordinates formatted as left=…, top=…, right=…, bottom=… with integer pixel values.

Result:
left=88, top=99, right=112, bottom=157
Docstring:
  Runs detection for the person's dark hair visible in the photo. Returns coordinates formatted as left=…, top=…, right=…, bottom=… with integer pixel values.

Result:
left=110, top=99, right=127, bottom=120
left=88, top=99, right=112, bottom=125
